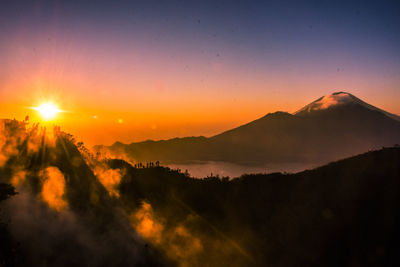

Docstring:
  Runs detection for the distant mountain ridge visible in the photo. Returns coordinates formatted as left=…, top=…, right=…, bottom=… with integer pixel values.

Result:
left=95, top=92, right=400, bottom=166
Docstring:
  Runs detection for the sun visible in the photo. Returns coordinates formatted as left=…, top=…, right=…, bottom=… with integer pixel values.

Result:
left=33, top=102, right=61, bottom=121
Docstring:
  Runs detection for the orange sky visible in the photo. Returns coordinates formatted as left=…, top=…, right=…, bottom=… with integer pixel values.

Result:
left=1, top=74, right=399, bottom=147
left=1, top=1, right=399, bottom=146
left=1, top=40, right=399, bottom=146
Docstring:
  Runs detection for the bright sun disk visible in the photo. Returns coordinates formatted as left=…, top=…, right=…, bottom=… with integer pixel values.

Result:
left=34, top=103, right=61, bottom=120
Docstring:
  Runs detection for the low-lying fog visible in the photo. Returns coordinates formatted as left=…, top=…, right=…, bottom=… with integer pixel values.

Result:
left=165, top=161, right=319, bottom=178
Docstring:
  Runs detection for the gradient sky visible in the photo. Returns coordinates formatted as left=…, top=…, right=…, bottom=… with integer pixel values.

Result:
left=1, top=0, right=399, bottom=145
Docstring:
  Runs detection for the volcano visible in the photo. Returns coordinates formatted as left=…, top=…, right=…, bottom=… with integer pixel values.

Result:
left=96, top=92, right=400, bottom=166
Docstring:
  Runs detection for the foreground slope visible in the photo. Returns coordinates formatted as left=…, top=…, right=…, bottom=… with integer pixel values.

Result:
left=110, top=146, right=400, bottom=266
left=0, top=119, right=165, bottom=267
left=97, top=92, right=400, bottom=165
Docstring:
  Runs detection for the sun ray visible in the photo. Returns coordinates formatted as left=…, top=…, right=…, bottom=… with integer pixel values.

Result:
left=32, top=102, right=62, bottom=121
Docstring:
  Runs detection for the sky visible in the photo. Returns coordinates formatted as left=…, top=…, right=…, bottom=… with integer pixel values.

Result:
left=0, top=0, right=399, bottom=145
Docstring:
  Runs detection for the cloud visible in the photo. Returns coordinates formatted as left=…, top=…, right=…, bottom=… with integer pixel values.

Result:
left=10, top=170, right=26, bottom=188
left=93, top=166, right=123, bottom=197
left=0, top=120, right=155, bottom=266
left=41, top=167, right=67, bottom=211
left=0, top=119, right=24, bottom=167
left=131, top=201, right=204, bottom=267
left=132, top=201, right=164, bottom=244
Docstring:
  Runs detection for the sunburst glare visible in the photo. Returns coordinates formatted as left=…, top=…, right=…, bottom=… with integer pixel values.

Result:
left=33, top=102, right=61, bottom=121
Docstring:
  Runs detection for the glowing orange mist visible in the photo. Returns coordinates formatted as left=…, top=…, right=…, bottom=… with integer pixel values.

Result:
left=41, top=167, right=67, bottom=210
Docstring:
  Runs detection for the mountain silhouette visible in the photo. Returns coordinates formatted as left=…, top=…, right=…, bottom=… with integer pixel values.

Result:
left=96, top=92, right=400, bottom=166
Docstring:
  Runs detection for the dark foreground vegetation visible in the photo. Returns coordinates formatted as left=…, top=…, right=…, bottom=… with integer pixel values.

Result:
left=1, top=118, right=400, bottom=266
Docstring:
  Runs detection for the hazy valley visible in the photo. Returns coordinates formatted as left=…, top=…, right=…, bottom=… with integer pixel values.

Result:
left=96, top=92, right=400, bottom=177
